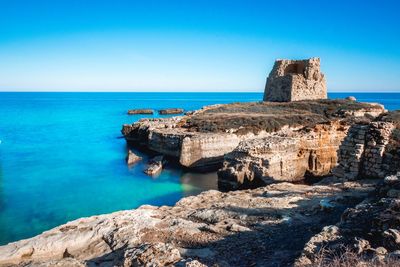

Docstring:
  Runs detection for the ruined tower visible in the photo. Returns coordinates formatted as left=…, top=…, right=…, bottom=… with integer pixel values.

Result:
left=263, top=57, right=327, bottom=102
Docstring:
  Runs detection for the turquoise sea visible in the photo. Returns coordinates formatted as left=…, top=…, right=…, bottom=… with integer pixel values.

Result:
left=0, top=92, right=399, bottom=245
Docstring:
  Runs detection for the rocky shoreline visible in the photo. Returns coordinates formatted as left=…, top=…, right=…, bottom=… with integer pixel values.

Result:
left=1, top=103, right=399, bottom=267
left=1, top=59, right=399, bottom=266
left=0, top=177, right=383, bottom=266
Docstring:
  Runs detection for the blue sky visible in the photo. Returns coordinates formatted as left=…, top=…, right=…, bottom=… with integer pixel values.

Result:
left=0, top=0, right=399, bottom=92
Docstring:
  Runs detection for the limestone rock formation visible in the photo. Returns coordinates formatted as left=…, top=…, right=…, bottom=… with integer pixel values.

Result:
left=143, top=155, right=166, bottom=175
left=159, top=108, right=184, bottom=115
left=217, top=100, right=385, bottom=190
left=122, top=100, right=384, bottom=172
left=127, top=109, right=154, bottom=115
left=122, top=116, right=244, bottom=170
left=0, top=178, right=378, bottom=267
left=218, top=121, right=349, bottom=190
left=263, top=58, right=327, bottom=102
left=126, top=149, right=142, bottom=165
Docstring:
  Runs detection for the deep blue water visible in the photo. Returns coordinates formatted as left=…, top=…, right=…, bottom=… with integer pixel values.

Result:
left=0, top=92, right=399, bottom=245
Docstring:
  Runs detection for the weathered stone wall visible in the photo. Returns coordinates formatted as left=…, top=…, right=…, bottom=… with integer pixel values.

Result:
left=331, top=124, right=369, bottom=180
left=333, top=120, right=398, bottom=180
left=263, top=57, right=327, bottom=102
left=363, top=122, right=395, bottom=178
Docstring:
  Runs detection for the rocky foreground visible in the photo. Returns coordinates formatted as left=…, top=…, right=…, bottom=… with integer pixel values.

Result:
left=3, top=173, right=400, bottom=266
left=0, top=176, right=386, bottom=267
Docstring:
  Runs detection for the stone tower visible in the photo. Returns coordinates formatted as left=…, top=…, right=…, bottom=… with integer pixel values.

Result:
left=263, top=57, right=327, bottom=102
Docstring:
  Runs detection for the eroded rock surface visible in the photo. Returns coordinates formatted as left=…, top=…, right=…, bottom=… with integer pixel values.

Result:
left=217, top=101, right=385, bottom=190
left=0, top=178, right=377, bottom=267
left=296, top=172, right=400, bottom=266
left=218, top=121, right=349, bottom=190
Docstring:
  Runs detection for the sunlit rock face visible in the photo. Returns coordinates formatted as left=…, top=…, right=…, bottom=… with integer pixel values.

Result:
left=217, top=121, right=349, bottom=191
left=263, top=57, right=327, bottom=102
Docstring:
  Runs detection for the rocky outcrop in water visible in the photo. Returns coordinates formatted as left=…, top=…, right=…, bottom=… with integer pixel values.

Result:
left=122, top=100, right=384, bottom=174
left=144, top=155, right=166, bottom=175
left=127, top=109, right=154, bottom=115
left=122, top=111, right=255, bottom=170
left=159, top=108, right=184, bottom=115
left=126, top=149, right=141, bottom=165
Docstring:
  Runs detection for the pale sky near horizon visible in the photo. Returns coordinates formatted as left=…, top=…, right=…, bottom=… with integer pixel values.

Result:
left=0, top=0, right=399, bottom=92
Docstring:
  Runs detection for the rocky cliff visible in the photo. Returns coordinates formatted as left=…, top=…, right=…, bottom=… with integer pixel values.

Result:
left=122, top=100, right=384, bottom=174
left=216, top=100, right=384, bottom=190
left=217, top=121, right=349, bottom=190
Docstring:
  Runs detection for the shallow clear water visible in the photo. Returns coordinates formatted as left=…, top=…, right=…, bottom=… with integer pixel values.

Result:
left=0, top=92, right=399, bottom=245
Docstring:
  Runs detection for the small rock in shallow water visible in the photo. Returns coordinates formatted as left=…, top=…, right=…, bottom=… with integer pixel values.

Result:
left=126, top=150, right=142, bottom=165
left=127, top=109, right=154, bottom=115
left=159, top=108, right=184, bottom=115
left=144, top=155, right=166, bottom=175
left=346, top=96, right=357, bottom=101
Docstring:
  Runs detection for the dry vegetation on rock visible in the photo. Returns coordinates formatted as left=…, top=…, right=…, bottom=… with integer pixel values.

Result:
left=183, top=100, right=383, bottom=135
